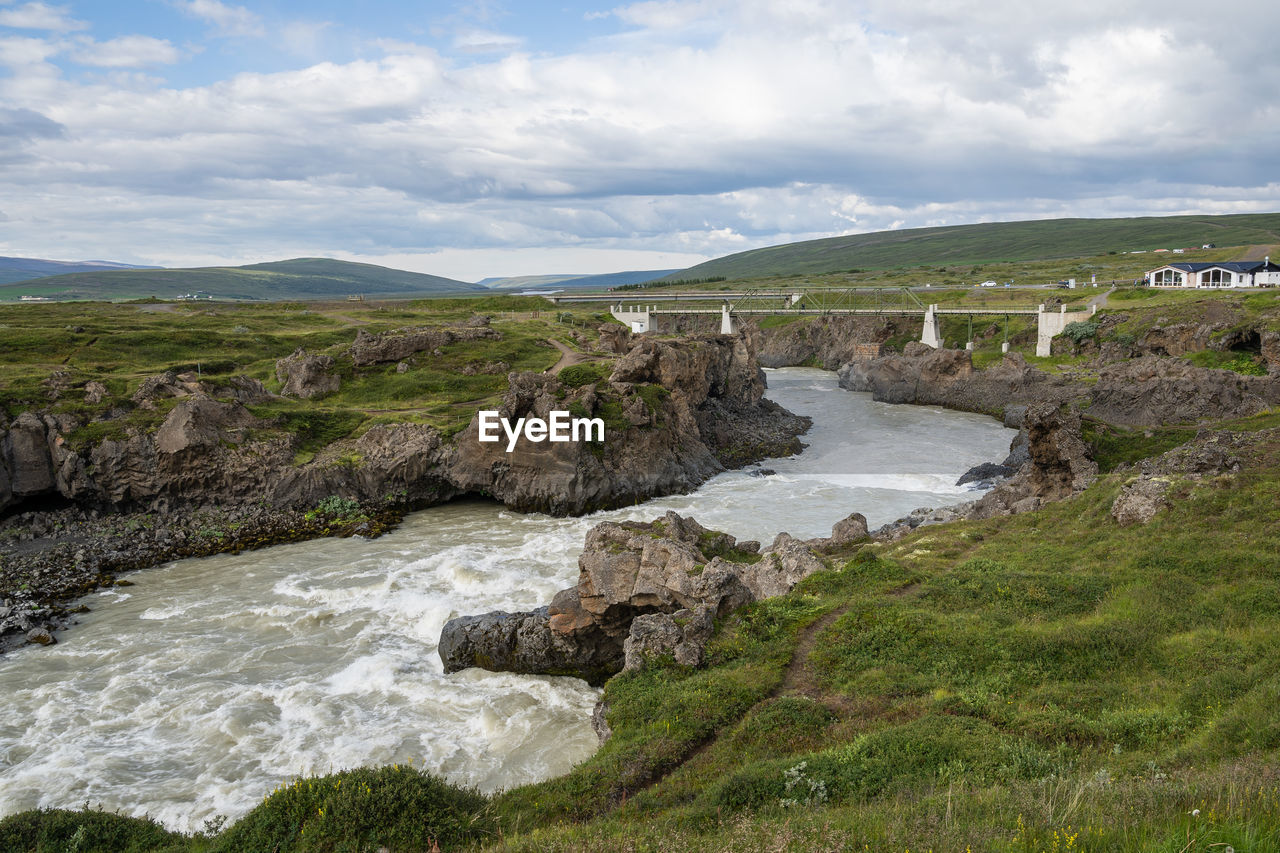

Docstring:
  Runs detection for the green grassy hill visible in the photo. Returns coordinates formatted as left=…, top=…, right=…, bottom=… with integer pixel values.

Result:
left=667, top=213, right=1280, bottom=281
left=0, top=258, right=485, bottom=302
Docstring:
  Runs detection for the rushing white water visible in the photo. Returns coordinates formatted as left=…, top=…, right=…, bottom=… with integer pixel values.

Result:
left=0, top=368, right=1014, bottom=832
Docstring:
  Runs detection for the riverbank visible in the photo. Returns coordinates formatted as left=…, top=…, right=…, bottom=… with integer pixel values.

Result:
left=1, top=316, right=809, bottom=649
left=0, top=499, right=403, bottom=653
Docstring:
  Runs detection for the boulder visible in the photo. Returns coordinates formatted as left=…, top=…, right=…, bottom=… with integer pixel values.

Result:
left=154, top=398, right=258, bottom=455
left=3, top=412, right=55, bottom=498
left=1111, top=477, right=1173, bottom=526
left=275, top=348, right=340, bottom=399
left=84, top=381, right=109, bottom=405
left=622, top=608, right=715, bottom=671
left=25, top=627, right=56, bottom=646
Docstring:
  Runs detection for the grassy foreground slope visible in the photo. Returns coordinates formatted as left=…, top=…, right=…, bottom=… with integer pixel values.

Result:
left=0, top=258, right=485, bottom=302
left=666, top=213, right=1280, bottom=280
left=5, top=414, right=1279, bottom=851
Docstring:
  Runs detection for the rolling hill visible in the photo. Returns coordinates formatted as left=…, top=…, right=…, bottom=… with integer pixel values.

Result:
left=0, top=256, right=159, bottom=286
left=480, top=269, right=680, bottom=291
left=0, top=258, right=485, bottom=302
left=665, top=213, right=1280, bottom=280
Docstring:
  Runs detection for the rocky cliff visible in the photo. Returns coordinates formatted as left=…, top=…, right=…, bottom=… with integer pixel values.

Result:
left=837, top=348, right=1280, bottom=427
left=1, top=330, right=807, bottom=518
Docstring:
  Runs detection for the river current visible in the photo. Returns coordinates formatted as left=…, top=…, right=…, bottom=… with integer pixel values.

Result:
left=0, top=368, right=1014, bottom=832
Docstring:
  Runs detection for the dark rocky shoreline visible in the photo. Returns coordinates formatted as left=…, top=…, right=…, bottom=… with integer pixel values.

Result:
left=0, top=500, right=405, bottom=654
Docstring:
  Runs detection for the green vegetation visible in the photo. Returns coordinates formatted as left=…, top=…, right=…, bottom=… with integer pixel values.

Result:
left=665, top=213, right=1280, bottom=280
left=557, top=361, right=612, bottom=388
left=1081, top=420, right=1197, bottom=473
left=1185, top=350, right=1269, bottom=376
left=211, top=766, right=493, bottom=852
left=11, top=426, right=1280, bottom=850
left=0, top=258, right=485, bottom=303
left=0, top=296, right=603, bottom=441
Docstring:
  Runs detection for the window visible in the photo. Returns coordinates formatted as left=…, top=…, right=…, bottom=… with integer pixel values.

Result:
left=1152, top=269, right=1183, bottom=286
left=1199, top=268, right=1233, bottom=287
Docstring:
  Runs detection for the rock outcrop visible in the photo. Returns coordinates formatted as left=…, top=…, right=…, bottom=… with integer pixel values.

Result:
left=838, top=350, right=1084, bottom=415
left=439, top=511, right=827, bottom=683
left=446, top=330, right=808, bottom=514
left=275, top=349, right=340, bottom=399
left=756, top=315, right=908, bottom=369
left=2, top=330, right=806, bottom=520
left=348, top=324, right=500, bottom=366
left=1110, top=477, right=1173, bottom=526
left=1088, top=357, right=1280, bottom=426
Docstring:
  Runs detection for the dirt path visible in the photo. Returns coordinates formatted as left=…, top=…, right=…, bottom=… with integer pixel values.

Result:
left=546, top=339, right=589, bottom=375
left=1087, top=285, right=1116, bottom=310
left=776, top=605, right=850, bottom=699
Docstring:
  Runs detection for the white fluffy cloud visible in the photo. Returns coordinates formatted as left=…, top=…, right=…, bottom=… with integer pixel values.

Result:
left=0, top=1, right=86, bottom=32
left=0, top=0, right=1277, bottom=278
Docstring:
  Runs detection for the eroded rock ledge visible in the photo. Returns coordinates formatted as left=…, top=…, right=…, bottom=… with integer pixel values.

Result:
left=1, top=330, right=807, bottom=519
left=438, top=510, right=866, bottom=685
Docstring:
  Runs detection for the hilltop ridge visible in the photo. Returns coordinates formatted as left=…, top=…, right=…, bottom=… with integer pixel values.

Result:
left=666, top=212, right=1280, bottom=280
left=0, top=257, right=484, bottom=302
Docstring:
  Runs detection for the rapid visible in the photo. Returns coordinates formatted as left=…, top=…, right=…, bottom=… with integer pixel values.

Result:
left=0, top=368, right=1014, bottom=832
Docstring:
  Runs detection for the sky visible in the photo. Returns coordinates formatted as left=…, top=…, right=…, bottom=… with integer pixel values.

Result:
left=1, top=0, right=1278, bottom=283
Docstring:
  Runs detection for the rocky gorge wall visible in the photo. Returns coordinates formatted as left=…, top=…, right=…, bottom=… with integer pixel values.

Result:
left=0, top=329, right=807, bottom=519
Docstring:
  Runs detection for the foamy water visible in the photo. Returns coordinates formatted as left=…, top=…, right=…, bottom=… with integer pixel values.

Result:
left=0, top=369, right=1013, bottom=832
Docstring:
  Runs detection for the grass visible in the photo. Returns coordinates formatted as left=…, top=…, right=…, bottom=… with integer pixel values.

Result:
left=664, top=212, right=1280, bottom=280
left=23, top=434, right=1280, bottom=853
left=6, top=422, right=1280, bottom=851
left=0, top=296, right=591, bottom=440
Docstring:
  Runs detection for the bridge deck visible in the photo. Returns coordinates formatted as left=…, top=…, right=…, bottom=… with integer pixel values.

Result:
left=644, top=307, right=1042, bottom=316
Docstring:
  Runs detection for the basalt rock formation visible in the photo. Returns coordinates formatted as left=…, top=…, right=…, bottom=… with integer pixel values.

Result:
left=838, top=349, right=1083, bottom=416
left=837, top=348, right=1280, bottom=428
left=1, top=330, right=807, bottom=518
left=1088, top=357, right=1280, bottom=426
left=348, top=323, right=501, bottom=366
left=755, top=315, right=910, bottom=370
left=439, top=510, right=834, bottom=683
left=275, top=349, right=341, bottom=399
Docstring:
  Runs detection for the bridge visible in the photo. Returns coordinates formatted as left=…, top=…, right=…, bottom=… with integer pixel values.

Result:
left=607, top=287, right=1096, bottom=357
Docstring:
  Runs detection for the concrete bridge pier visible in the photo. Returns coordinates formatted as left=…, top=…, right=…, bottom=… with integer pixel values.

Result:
left=920, top=304, right=943, bottom=348
left=720, top=304, right=738, bottom=334
left=611, top=303, right=652, bottom=333
left=1036, top=303, right=1098, bottom=357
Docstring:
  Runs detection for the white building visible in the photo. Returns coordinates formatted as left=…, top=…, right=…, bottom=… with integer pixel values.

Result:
left=1146, top=259, right=1280, bottom=288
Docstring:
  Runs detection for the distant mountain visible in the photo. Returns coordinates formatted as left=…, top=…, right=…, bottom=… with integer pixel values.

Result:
left=0, top=256, right=160, bottom=285
left=482, top=269, right=680, bottom=291
left=0, top=257, right=485, bottom=301
left=663, top=213, right=1280, bottom=281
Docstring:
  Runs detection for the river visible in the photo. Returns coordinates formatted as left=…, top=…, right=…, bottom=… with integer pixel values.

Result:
left=0, top=368, right=1014, bottom=832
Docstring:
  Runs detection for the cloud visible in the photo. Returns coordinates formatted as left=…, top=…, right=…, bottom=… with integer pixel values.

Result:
left=70, top=35, right=181, bottom=68
left=0, top=0, right=1277, bottom=275
left=0, top=105, right=63, bottom=138
left=0, top=1, right=87, bottom=32
left=173, top=0, right=263, bottom=37
left=452, top=28, right=523, bottom=54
